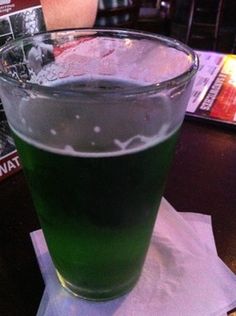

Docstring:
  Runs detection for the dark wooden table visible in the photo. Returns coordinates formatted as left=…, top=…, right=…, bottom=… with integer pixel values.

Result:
left=1, top=119, right=236, bottom=316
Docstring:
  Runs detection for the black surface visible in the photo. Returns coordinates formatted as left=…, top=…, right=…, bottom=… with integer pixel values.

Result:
left=0, top=173, right=44, bottom=316
left=0, top=119, right=235, bottom=315
left=165, top=120, right=236, bottom=274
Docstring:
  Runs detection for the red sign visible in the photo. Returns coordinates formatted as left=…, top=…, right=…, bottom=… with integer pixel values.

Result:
left=210, top=79, right=236, bottom=121
left=0, top=150, right=21, bottom=181
left=0, top=0, right=41, bottom=17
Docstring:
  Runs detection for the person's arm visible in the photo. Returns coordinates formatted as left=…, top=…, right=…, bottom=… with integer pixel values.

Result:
left=41, top=0, right=99, bottom=30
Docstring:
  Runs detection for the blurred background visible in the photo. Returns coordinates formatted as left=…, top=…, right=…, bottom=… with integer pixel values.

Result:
left=96, top=0, right=236, bottom=53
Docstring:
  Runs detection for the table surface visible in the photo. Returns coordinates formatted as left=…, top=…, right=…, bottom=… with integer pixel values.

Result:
left=1, top=119, right=236, bottom=316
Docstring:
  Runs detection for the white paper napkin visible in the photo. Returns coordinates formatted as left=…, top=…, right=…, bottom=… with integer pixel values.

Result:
left=31, top=198, right=236, bottom=316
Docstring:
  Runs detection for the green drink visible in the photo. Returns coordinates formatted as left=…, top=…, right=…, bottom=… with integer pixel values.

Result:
left=13, top=122, right=179, bottom=300
left=0, top=29, right=198, bottom=300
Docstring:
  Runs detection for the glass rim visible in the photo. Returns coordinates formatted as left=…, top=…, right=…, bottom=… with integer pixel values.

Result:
left=0, top=28, right=199, bottom=97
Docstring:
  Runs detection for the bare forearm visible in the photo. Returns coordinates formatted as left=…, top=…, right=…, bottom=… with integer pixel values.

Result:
left=41, top=0, right=98, bottom=30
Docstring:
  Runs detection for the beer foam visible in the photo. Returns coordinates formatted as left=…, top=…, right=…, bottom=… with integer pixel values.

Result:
left=114, top=135, right=156, bottom=151
left=114, top=124, right=169, bottom=151
left=11, top=123, right=180, bottom=158
left=64, top=145, right=76, bottom=153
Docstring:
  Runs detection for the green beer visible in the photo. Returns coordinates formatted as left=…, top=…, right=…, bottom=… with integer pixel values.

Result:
left=13, top=120, right=179, bottom=300
left=0, top=29, right=198, bottom=301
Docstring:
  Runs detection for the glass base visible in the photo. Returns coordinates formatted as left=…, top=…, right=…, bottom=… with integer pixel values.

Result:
left=56, top=270, right=139, bottom=301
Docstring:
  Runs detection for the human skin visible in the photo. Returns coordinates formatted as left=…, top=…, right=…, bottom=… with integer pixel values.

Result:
left=40, top=0, right=99, bottom=30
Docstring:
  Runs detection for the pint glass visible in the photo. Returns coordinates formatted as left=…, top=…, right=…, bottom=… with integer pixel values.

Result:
left=0, top=29, right=198, bottom=300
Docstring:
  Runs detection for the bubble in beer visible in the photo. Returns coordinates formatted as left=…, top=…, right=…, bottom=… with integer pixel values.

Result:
left=50, top=129, right=57, bottom=135
left=64, top=145, right=76, bottom=153
left=94, top=126, right=101, bottom=133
